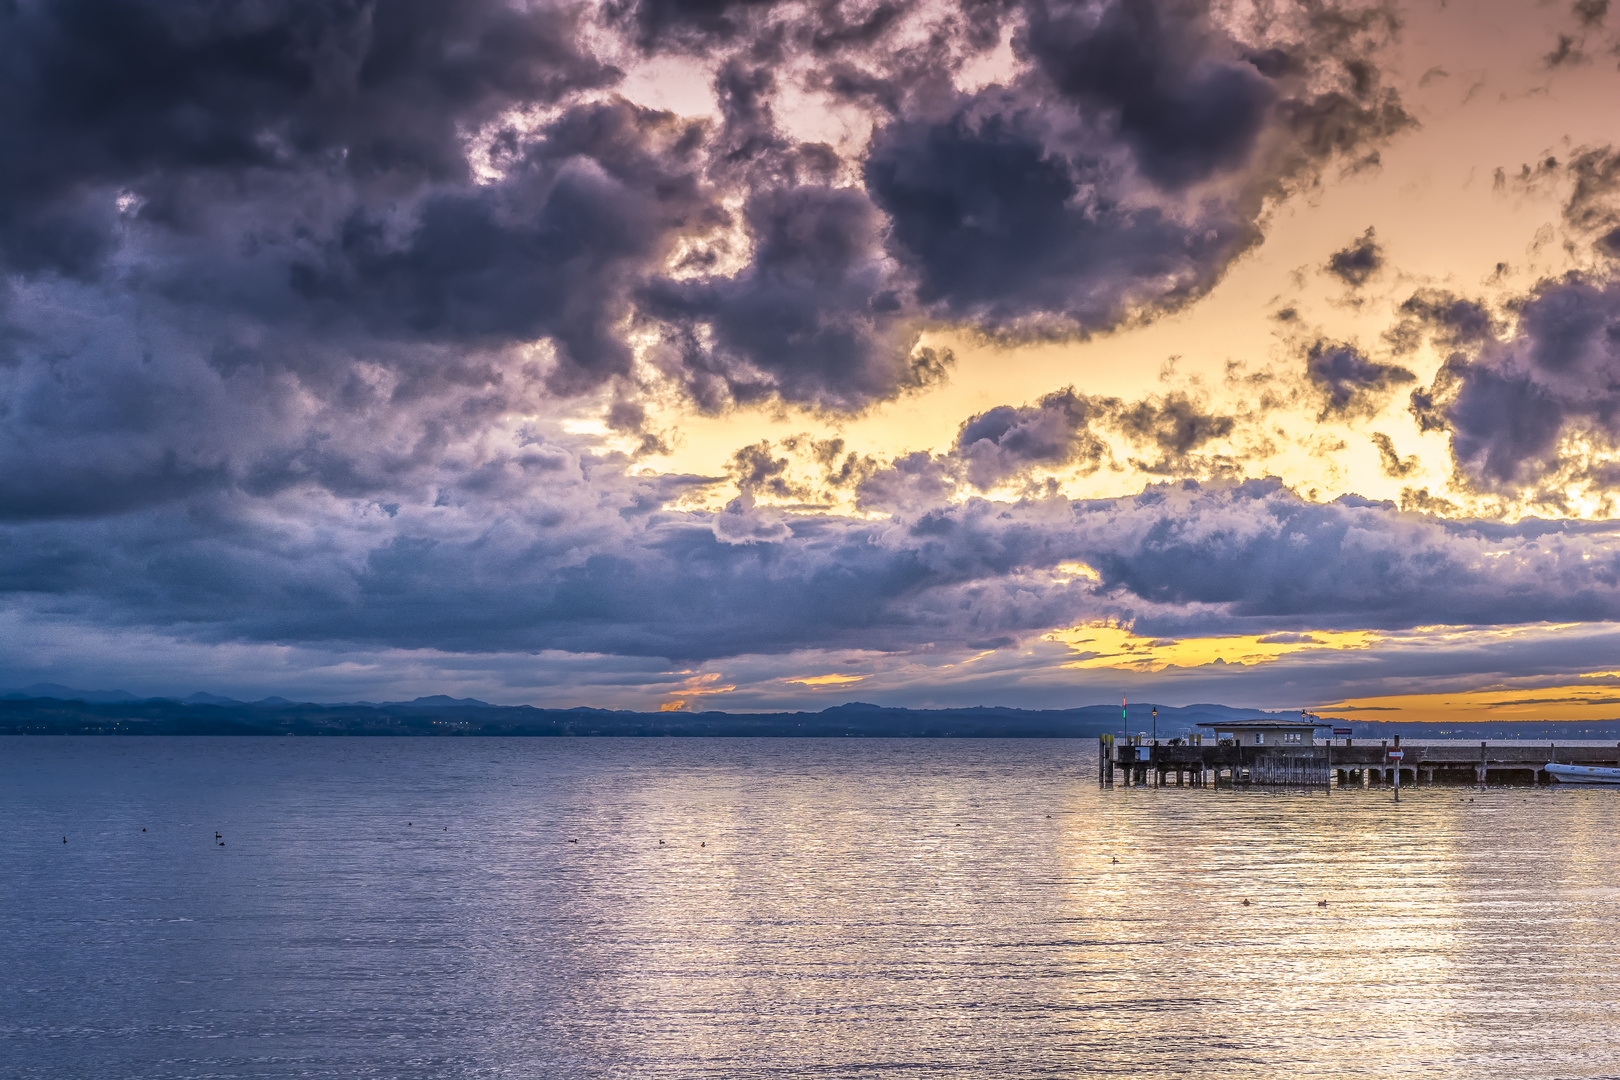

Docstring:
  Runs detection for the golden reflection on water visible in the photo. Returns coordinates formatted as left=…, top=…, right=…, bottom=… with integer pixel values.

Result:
left=5, top=737, right=1620, bottom=1078
left=465, top=740, right=1620, bottom=1077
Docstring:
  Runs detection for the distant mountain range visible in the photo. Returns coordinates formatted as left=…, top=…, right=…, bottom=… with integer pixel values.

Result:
left=3, top=683, right=1620, bottom=744
left=0, top=686, right=1303, bottom=737
left=2, top=685, right=1619, bottom=740
left=0, top=683, right=497, bottom=709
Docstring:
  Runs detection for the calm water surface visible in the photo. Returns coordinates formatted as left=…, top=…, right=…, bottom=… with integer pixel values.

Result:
left=2, top=737, right=1618, bottom=1079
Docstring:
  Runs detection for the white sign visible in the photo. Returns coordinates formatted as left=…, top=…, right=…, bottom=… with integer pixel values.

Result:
left=1388, top=749, right=1404, bottom=759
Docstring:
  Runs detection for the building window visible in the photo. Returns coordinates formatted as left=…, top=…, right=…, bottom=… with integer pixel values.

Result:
left=1284, top=732, right=1302, bottom=744
left=1254, top=732, right=1264, bottom=744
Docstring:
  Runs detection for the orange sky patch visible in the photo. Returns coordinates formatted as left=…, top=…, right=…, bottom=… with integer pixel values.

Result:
left=784, top=673, right=868, bottom=687
left=660, top=671, right=736, bottom=712
left=1047, top=623, right=1381, bottom=672
left=1322, top=685, right=1620, bottom=724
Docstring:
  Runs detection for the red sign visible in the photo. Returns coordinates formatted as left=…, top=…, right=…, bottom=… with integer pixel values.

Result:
left=1387, top=749, right=1404, bottom=759
left=1333, top=728, right=1352, bottom=736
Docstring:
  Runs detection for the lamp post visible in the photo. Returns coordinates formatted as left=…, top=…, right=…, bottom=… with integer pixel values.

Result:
left=1152, top=705, right=1157, bottom=743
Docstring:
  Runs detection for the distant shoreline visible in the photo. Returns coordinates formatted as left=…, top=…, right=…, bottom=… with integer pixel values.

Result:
left=3, top=696, right=1618, bottom=742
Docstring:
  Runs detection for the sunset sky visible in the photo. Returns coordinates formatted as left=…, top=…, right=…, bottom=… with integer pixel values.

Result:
left=6, top=0, right=1620, bottom=718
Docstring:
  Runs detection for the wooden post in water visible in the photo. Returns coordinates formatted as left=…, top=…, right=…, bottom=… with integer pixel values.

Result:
left=1391, top=735, right=1402, bottom=803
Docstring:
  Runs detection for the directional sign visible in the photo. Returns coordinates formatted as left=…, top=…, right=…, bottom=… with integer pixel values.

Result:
left=1387, top=749, right=1404, bottom=759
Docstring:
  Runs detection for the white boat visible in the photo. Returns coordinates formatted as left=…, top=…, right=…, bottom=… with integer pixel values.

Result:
left=1545, top=762, right=1620, bottom=785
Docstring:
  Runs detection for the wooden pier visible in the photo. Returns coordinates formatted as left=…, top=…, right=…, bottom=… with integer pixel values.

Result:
left=1098, top=734, right=1620, bottom=788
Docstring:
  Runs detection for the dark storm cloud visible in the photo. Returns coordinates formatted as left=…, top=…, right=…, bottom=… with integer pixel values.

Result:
left=1384, top=288, right=1497, bottom=354
left=941, top=386, right=1238, bottom=491
left=0, top=0, right=1416, bottom=445
left=954, top=387, right=1113, bottom=490
left=1114, top=393, right=1236, bottom=460
left=0, top=0, right=613, bottom=277
left=1303, top=340, right=1415, bottom=420
left=640, top=184, right=940, bottom=411
left=13, top=475, right=1620, bottom=662
left=727, top=441, right=812, bottom=501
left=863, top=102, right=1261, bottom=331
left=1554, top=145, right=1620, bottom=257
left=0, top=0, right=1435, bottom=671
left=0, top=0, right=717, bottom=521
left=1325, top=227, right=1382, bottom=287
left=1069, top=480, right=1620, bottom=634
left=1408, top=274, right=1620, bottom=494
left=853, top=0, right=1410, bottom=334
left=292, top=99, right=720, bottom=394
left=621, top=0, right=780, bottom=49
left=1018, top=0, right=1275, bottom=190
left=1423, top=152, right=1620, bottom=497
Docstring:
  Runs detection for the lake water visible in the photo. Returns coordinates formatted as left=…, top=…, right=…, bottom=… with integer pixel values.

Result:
left=3, top=737, right=1618, bottom=1079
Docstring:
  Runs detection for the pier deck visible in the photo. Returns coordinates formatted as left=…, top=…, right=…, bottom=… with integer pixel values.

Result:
left=1101, top=739, right=1620, bottom=787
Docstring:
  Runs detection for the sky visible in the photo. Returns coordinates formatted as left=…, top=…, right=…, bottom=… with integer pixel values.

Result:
left=9, top=0, right=1620, bottom=719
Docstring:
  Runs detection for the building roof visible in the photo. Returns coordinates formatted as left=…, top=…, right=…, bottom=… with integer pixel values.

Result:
left=1194, top=718, right=1332, bottom=729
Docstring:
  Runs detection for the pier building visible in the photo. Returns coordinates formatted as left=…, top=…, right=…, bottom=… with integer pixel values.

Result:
left=1195, top=719, right=1324, bottom=748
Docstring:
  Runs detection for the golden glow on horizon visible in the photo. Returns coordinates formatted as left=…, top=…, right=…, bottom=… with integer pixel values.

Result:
left=1048, top=623, right=1382, bottom=672
left=784, top=673, right=868, bottom=687
left=1323, top=684, right=1620, bottom=724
